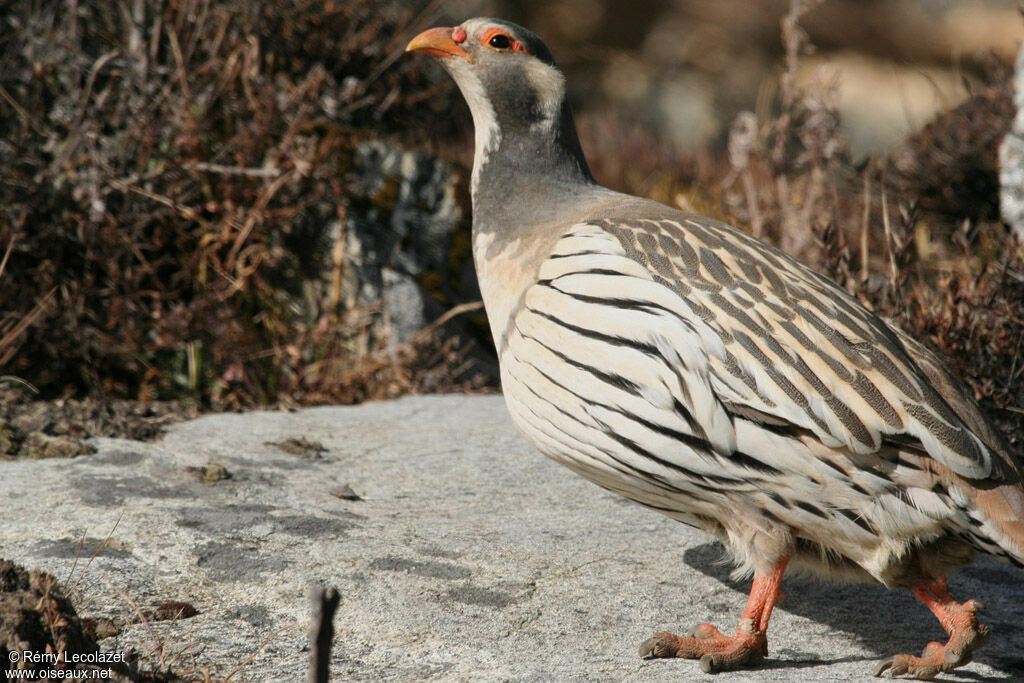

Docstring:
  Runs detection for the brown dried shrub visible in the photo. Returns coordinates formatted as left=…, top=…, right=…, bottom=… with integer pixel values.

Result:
left=0, top=0, right=485, bottom=409
left=887, top=56, right=1015, bottom=223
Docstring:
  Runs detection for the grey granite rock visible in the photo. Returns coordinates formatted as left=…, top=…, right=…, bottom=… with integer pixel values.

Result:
left=282, top=139, right=476, bottom=351
left=345, top=140, right=475, bottom=348
left=2, top=395, right=1022, bottom=680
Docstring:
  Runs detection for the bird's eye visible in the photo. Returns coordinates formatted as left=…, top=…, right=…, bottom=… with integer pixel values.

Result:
left=489, top=34, right=512, bottom=49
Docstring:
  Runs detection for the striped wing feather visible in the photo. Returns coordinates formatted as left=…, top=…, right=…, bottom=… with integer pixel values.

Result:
left=525, top=216, right=994, bottom=483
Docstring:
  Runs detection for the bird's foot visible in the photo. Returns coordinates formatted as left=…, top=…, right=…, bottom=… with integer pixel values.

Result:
left=640, top=617, right=767, bottom=673
left=874, top=599, right=990, bottom=680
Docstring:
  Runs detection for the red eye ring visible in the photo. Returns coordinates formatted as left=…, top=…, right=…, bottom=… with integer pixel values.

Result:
left=481, top=27, right=531, bottom=54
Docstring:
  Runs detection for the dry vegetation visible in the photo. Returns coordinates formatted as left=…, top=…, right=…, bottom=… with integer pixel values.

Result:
left=0, top=0, right=1021, bottom=443
left=0, top=0, right=482, bottom=413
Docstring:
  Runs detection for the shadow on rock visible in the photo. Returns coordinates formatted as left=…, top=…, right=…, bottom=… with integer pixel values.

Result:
left=682, top=542, right=1024, bottom=676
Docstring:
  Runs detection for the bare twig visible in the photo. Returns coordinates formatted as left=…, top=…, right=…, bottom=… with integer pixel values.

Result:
left=68, top=510, right=126, bottom=594
left=167, top=26, right=193, bottom=101
left=0, top=287, right=56, bottom=364
left=308, top=585, right=341, bottom=683
left=880, top=188, right=903, bottom=310
left=860, top=160, right=872, bottom=283
left=0, top=82, right=44, bottom=134
left=111, top=582, right=166, bottom=669
left=48, top=49, right=120, bottom=174
left=0, top=376, right=39, bottom=392
left=105, top=177, right=208, bottom=226
left=0, top=235, right=14, bottom=282
left=183, top=162, right=282, bottom=177
left=330, top=204, right=348, bottom=318
left=400, top=300, right=485, bottom=350
left=225, top=169, right=297, bottom=271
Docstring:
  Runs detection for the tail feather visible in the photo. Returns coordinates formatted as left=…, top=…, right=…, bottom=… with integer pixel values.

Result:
left=895, top=329, right=1024, bottom=566
left=974, top=482, right=1024, bottom=567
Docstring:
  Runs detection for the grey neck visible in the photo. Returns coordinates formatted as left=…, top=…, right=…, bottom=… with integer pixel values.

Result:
left=472, top=105, right=597, bottom=233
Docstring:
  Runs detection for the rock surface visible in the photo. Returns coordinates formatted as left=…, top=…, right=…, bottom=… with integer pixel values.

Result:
left=2, top=395, right=1023, bottom=680
left=342, top=139, right=476, bottom=348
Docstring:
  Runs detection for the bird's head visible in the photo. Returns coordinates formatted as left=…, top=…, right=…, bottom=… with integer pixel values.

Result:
left=405, top=18, right=567, bottom=138
left=407, top=18, right=594, bottom=215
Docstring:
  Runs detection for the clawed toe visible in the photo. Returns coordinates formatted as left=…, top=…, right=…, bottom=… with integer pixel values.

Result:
left=640, top=624, right=729, bottom=659
left=874, top=623, right=990, bottom=680
left=874, top=575, right=992, bottom=680
left=874, top=652, right=941, bottom=680
left=639, top=620, right=766, bottom=672
left=640, top=562, right=786, bottom=673
left=698, top=646, right=765, bottom=674
left=640, top=632, right=682, bottom=659
left=873, top=656, right=897, bottom=678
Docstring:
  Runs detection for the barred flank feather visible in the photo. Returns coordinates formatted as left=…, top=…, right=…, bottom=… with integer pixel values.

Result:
left=497, top=218, right=1024, bottom=580
left=410, top=16, right=1023, bottom=674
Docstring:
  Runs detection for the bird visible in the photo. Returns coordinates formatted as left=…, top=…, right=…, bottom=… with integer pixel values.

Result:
left=405, top=18, right=1024, bottom=678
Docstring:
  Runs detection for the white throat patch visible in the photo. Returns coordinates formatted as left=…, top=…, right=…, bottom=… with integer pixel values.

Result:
left=525, top=61, right=565, bottom=133
left=446, top=62, right=501, bottom=201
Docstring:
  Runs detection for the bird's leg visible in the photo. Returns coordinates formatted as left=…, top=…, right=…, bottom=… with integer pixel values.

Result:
left=874, top=571, right=990, bottom=679
left=640, top=553, right=789, bottom=673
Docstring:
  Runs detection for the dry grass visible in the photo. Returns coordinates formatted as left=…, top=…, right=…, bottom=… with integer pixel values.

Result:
left=0, top=0, right=487, bottom=410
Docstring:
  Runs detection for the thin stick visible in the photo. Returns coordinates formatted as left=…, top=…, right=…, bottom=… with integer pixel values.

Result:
left=183, top=162, right=282, bottom=178
left=384, top=300, right=485, bottom=355
left=880, top=189, right=899, bottom=300
left=0, top=82, right=44, bottom=134
left=860, top=161, right=872, bottom=283
left=0, top=376, right=39, bottom=392
left=415, top=300, right=484, bottom=339
left=167, top=27, right=193, bottom=101
left=225, top=169, right=295, bottom=270
left=71, top=509, right=126, bottom=593
left=113, top=582, right=165, bottom=669
left=330, top=205, right=348, bottom=318
left=0, top=235, right=14, bottom=281
left=0, top=287, right=57, bottom=360
left=106, top=177, right=207, bottom=225
left=308, top=585, right=341, bottom=683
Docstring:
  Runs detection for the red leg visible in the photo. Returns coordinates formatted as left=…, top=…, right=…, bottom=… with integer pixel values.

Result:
left=875, top=572, right=990, bottom=679
left=640, top=554, right=789, bottom=673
